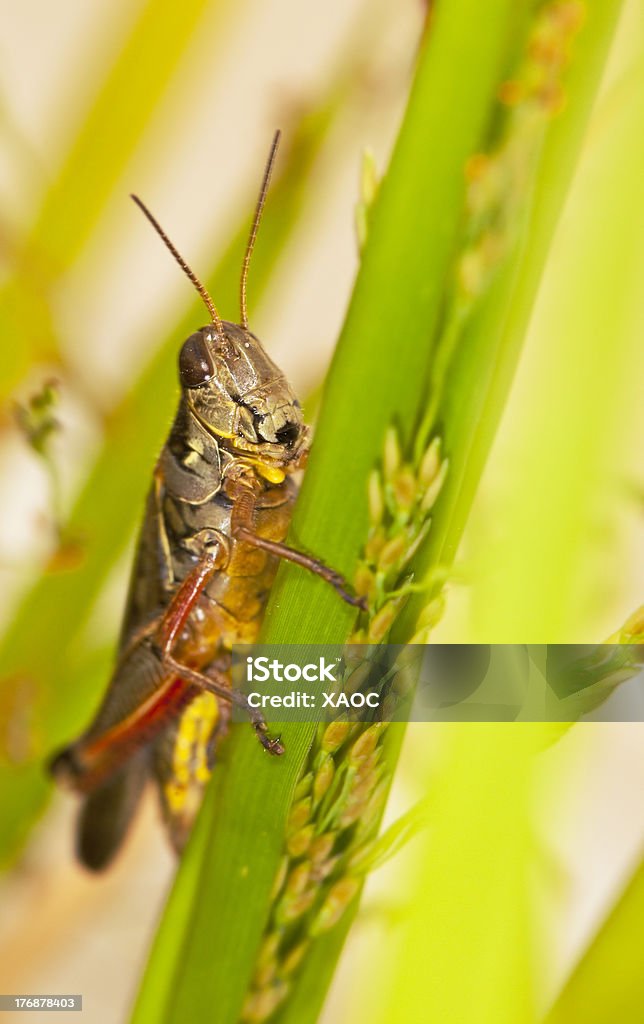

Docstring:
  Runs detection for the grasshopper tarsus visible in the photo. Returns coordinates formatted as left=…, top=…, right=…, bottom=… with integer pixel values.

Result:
left=315, top=561, right=366, bottom=610
left=328, top=575, right=368, bottom=611
left=254, top=725, right=285, bottom=757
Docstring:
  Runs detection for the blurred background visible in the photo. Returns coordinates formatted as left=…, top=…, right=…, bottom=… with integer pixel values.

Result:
left=0, top=1, right=642, bottom=1021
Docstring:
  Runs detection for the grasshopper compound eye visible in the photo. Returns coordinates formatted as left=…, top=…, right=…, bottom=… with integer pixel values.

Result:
left=179, top=331, right=215, bottom=388
left=274, top=422, right=299, bottom=448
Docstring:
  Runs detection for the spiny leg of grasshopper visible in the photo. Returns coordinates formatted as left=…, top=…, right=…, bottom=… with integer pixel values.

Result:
left=231, top=487, right=367, bottom=611
left=164, top=656, right=283, bottom=754
left=152, top=544, right=285, bottom=755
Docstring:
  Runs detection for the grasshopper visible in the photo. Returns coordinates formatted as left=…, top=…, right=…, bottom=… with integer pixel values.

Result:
left=50, top=132, right=363, bottom=870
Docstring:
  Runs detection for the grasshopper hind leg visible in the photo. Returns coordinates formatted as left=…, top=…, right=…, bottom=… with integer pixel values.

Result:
left=152, top=690, right=226, bottom=853
left=76, top=751, right=149, bottom=871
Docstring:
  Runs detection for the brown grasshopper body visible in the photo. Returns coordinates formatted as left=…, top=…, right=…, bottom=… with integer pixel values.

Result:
left=51, top=135, right=361, bottom=870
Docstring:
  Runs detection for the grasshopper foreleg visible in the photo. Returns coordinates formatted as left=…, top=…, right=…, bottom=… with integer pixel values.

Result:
left=231, top=487, right=366, bottom=610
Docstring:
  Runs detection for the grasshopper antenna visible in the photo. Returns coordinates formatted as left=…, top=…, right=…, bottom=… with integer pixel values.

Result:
left=239, top=129, right=281, bottom=330
left=131, top=194, right=225, bottom=340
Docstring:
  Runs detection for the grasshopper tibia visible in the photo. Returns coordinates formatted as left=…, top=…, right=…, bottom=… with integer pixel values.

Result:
left=162, top=654, right=284, bottom=756
left=233, top=527, right=366, bottom=610
left=230, top=485, right=366, bottom=611
left=153, top=547, right=284, bottom=755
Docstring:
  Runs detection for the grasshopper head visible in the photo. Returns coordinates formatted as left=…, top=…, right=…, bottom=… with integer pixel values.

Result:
left=179, top=322, right=309, bottom=480
left=134, top=132, right=306, bottom=485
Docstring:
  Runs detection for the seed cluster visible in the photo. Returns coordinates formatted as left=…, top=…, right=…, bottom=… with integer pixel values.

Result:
left=240, top=719, right=390, bottom=1022
left=242, top=427, right=447, bottom=1021
left=459, top=0, right=586, bottom=304
left=351, top=429, right=448, bottom=645
left=418, top=1, right=587, bottom=447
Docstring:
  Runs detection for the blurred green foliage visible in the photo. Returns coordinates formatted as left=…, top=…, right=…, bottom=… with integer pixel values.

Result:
left=0, top=0, right=233, bottom=393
